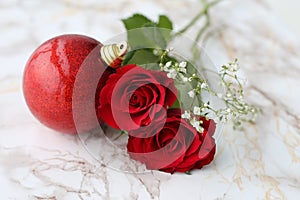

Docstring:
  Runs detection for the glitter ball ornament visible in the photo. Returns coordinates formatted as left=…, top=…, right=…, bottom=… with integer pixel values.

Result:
left=23, top=34, right=113, bottom=134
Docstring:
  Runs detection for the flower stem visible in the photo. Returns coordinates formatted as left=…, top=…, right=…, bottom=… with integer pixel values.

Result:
left=192, top=13, right=211, bottom=62
left=114, top=130, right=128, bottom=141
left=173, top=0, right=222, bottom=37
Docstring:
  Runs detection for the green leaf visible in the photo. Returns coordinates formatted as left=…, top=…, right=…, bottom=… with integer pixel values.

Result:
left=140, top=63, right=160, bottom=70
left=122, top=14, right=171, bottom=50
left=170, top=99, right=181, bottom=109
left=141, top=25, right=167, bottom=49
left=186, top=62, right=198, bottom=80
left=127, top=28, right=158, bottom=50
left=125, top=49, right=158, bottom=66
left=121, top=13, right=176, bottom=69
left=175, top=82, right=194, bottom=109
left=185, top=171, right=191, bottom=175
left=158, top=15, right=173, bottom=43
left=122, top=14, right=152, bottom=30
left=158, top=15, right=173, bottom=30
left=122, top=50, right=135, bottom=66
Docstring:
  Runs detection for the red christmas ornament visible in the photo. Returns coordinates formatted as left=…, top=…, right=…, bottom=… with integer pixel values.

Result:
left=23, top=34, right=113, bottom=134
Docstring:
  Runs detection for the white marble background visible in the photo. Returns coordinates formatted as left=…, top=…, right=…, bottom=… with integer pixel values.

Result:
left=265, top=0, right=300, bottom=36
left=0, top=0, right=300, bottom=199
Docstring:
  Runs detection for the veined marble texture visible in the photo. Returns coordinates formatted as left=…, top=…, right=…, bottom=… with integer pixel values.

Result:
left=0, top=0, right=299, bottom=199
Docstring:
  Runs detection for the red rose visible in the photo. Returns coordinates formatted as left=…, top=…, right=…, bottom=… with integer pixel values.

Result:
left=98, top=64, right=177, bottom=130
left=127, top=109, right=216, bottom=173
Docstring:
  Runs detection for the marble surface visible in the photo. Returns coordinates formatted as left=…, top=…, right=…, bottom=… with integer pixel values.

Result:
left=264, top=0, right=300, bottom=36
left=1, top=0, right=300, bottom=199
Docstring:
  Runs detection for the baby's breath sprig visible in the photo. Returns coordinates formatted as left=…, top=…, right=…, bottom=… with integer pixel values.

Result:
left=157, top=48, right=190, bottom=82
left=213, top=59, right=260, bottom=129
left=161, top=60, right=188, bottom=82
left=159, top=54, right=260, bottom=130
left=181, top=110, right=204, bottom=133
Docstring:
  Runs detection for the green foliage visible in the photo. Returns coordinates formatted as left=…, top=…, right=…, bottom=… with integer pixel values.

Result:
left=122, top=14, right=152, bottom=30
left=122, top=14, right=173, bottom=66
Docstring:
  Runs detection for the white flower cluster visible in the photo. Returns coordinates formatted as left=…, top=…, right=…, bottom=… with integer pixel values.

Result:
left=161, top=61, right=189, bottom=82
left=222, top=60, right=240, bottom=72
left=181, top=110, right=204, bottom=133
left=181, top=103, right=209, bottom=133
left=215, top=59, right=260, bottom=129
left=187, top=80, right=208, bottom=98
left=159, top=54, right=259, bottom=130
left=160, top=58, right=216, bottom=132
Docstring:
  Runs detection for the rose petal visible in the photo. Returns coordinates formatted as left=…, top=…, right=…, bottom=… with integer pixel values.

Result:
left=98, top=104, right=119, bottom=129
left=156, top=128, right=175, bottom=148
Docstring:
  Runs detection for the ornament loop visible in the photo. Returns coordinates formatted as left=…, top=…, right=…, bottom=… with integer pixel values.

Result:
left=100, top=41, right=129, bottom=69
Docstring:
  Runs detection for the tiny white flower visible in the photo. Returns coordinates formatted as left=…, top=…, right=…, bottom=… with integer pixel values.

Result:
left=201, top=107, right=206, bottom=112
left=179, top=61, right=187, bottom=68
left=226, top=93, right=232, bottom=97
left=178, top=74, right=188, bottom=82
left=159, top=63, right=163, bottom=68
left=198, top=127, right=204, bottom=133
left=190, top=119, right=204, bottom=133
left=153, top=49, right=159, bottom=55
left=193, top=106, right=201, bottom=115
left=203, top=103, right=208, bottom=108
left=167, top=69, right=177, bottom=79
left=231, top=63, right=239, bottom=71
left=188, top=90, right=195, bottom=98
left=190, top=118, right=199, bottom=127
left=200, top=82, right=208, bottom=89
left=163, top=66, right=169, bottom=72
left=165, top=61, right=172, bottom=68
left=188, top=77, right=193, bottom=82
left=226, top=108, right=231, bottom=113
left=167, top=72, right=177, bottom=79
left=181, top=111, right=191, bottom=119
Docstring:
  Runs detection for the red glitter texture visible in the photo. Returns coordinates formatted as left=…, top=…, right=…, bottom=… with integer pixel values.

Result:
left=23, top=34, right=113, bottom=134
